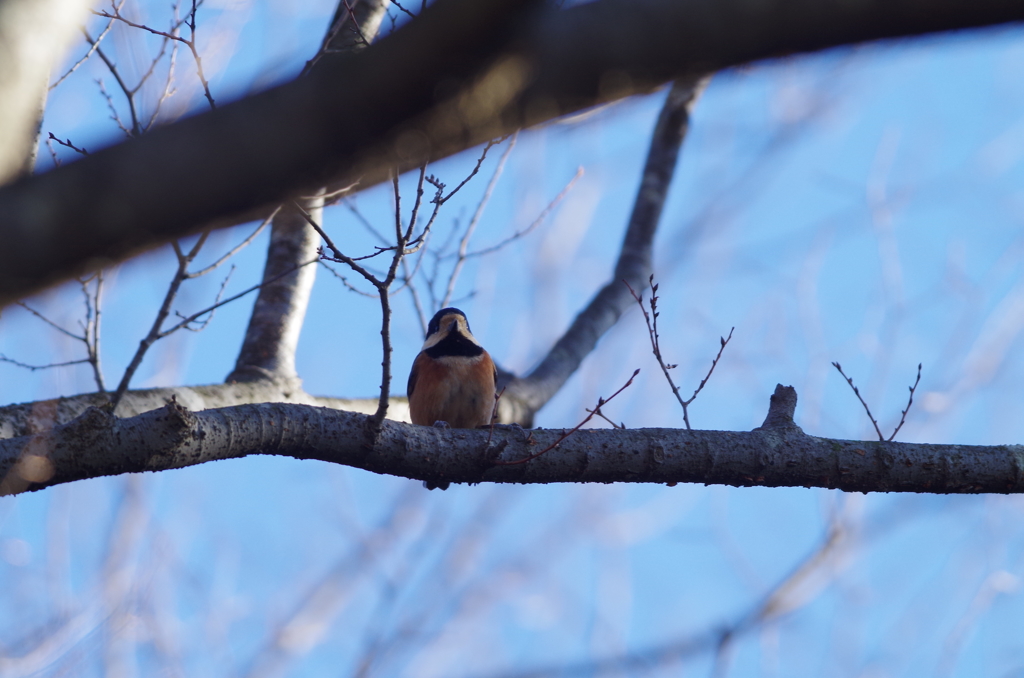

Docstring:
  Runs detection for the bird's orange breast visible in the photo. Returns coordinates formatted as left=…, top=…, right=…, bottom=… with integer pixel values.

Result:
left=409, top=352, right=496, bottom=428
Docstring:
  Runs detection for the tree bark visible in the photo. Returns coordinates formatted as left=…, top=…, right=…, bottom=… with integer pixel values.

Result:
left=228, top=0, right=389, bottom=385
left=0, top=0, right=91, bottom=184
left=0, top=383, right=409, bottom=439
left=0, top=0, right=1021, bottom=305
left=2, top=385, right=1021, bottom=496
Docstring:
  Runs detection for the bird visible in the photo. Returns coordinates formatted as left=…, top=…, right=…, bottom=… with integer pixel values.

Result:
left=407, top=307, right=496, bottom=429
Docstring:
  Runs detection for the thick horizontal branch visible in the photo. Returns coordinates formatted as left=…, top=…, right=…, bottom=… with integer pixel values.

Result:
left=0, top=381, right=408, bottom=439
left=2, top=386, right=1022, bottom=495
left=1, top=0, right=1023, bottom=304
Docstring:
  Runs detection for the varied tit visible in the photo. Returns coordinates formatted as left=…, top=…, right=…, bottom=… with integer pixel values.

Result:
left=407, top=307, right=497, bottom=428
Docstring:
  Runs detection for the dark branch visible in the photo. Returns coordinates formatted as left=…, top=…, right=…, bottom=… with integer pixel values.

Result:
left=4, top=0, right=1023, bottom=304
left=3, top=386, right=1023, bottom=497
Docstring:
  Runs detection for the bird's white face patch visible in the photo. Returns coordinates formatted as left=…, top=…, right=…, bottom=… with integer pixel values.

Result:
left=421, top=312, right=482, bottom=351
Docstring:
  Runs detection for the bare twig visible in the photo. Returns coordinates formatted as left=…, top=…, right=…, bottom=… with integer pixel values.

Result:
left=186, top=208, right=278, bottom=278
left=144, top=37, right=180, bottom=130
left=889, top=363, right=922, bottom=441
left=319, top=261, right=377, bottom=298
left=390, top=0, right=417, bottom=19
left=4, top=274, right=106, bottom=391
left=309, top=145, right=503, bottom=431
left=163, top=259, right=317, bottom=336
left=89, top=32, right=141, bottom=135
left=47, top=133, right=88, bottom=156
left=93, top=0, right=215, bottom=110
left=0, top=356, right=91, bottom=371
left=79, top=273, right=106, bottom=392
left=437, top=135, right=510, bottom=204
left=109, top=224, right=270, bottom=409
left=342, top=198, right=390, bottom=245
left=833, top=361, right=922, bottom=442
left=50, top=4, right=122, bottom=90
left=463, top=165, right=581, bottom=259
left=626, top=275, right=733, bottom=430
left=831, top=362, right=883, bottom=441
left=494, top=369, right=639, bottom=466
left=690, top=327, right=733, bottom=403
left=16, top=303, right=82, bottom=340
left=587, top=402, right=626, bottom=429
left=108, top=237, right=205, bottom=408
left=485, top=386, right=507, bottom=447
left=175, top=265, right=235, bottom=332
left=341, top=0, right=370, bottom=47
left=438, top=134, right=516, bottom=308
left=96, top=78, right=132, bottom=137
left=296, top=201, right=380, bottom=286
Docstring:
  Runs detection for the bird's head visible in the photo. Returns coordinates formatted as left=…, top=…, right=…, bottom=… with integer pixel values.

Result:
left=422, top=307, right=481, bottom=351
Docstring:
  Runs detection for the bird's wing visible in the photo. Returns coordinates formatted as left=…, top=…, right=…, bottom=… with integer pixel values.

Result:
left=407, top=353, right=421, bottom=398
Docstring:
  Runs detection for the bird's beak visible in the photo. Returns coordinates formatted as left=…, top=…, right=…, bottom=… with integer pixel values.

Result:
left=449, top=320, right=459, bottom=333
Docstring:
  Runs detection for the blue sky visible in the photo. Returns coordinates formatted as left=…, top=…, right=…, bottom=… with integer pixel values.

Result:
left=2, top=3, right=1024, bottom=677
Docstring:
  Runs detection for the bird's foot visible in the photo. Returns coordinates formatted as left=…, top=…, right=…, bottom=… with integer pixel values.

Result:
left=432, top=420, right=451, bottom=429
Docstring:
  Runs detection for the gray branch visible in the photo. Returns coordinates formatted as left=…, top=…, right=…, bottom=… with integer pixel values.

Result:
left=0, top=0, right=92, bottom=184
left=0, top=382, right=408, bottom=439
left=1, top=0, right=1022, bottom=305
left=1, top=385, right=1022, bottom=496
left=498, top=76, right=707, bottom=425
left=228, top=0, right=389, bottom=385
left=227, top=200, right=323, bottom=384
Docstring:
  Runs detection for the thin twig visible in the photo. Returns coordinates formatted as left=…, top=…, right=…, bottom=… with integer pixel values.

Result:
left=88, top=31, right=141, bottom=135
left=319, top=262, right=377, bottom=298
left=343, top=198, right=390, bottom=245
left=832, top=361, right=923, bottom=442
left=587, top=403, right=626, bottom=429
left=626, top=275, right=733, bottom=430
left=438, top=136, right=510, bottom=204
left=494, top=369, right=639, bottom=466
left=294, top=201, right=380, bottom=286
left=308, top=152, right=502, bottom=432
left=186, top=208, right=278, bottom=278
left=93, top=0, right=215, bottom=110
left=50, top=2, right=123, bottom=90
left=9, top=277, right=106, bottom=390
left=162, top=259, right=318, bottom=336
left=45, top=137, right=61, bottom=168
left=831, top=362, right=884, bottom=441
left=16, top=303, right=84, bottom=340
left=0, top=355, right=91, bottom=371
left=689, top=326, right=734, bottom=404
left=390, top=0, right=417, bottom=19
left=485, top=387, right=507, bottom=447
left=463, top=166, right=582, bottom=259
left=341, top=0, right=369, bottom=46
left=439, top=134, right=517, bottom=308
left=47, top=133, right=88, bottom=156
left=79, top=272, right=106, bottom=392
left=176, top=265, right=235, bottom=331
left=401, top=259, right=429, bottom=334
left=889, top=363, right=922, bottom=441
left=96, top=78, right=132, bottom=137
left=109, top=240, right=200, bottom=409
